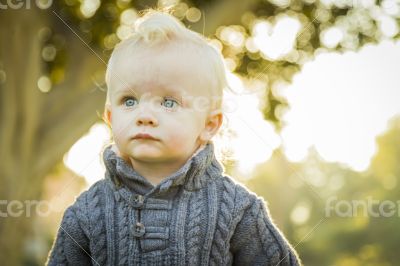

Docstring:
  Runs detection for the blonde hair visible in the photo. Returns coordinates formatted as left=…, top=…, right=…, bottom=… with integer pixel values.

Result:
left=104, top=8, right=228, bottom=110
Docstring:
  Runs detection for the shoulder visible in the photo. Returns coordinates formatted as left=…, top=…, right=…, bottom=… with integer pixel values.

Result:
left=60, top=180, right=110, bottom=233
left=67, top=180, right=109, bottom=220
left=73, top=180, right=107, bottom=207
left=213, top=174, right=260, bottom=215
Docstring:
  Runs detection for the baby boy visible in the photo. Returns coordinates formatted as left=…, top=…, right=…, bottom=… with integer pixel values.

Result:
left=47, top=9, right=301, bottom=266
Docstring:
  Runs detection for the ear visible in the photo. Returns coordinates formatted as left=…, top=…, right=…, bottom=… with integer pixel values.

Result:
left=103, top=104, right=112, bottom=128
left=199, top=109, right=223, bottom=143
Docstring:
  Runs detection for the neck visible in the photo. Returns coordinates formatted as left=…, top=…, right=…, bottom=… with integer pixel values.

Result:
left=127, top=143, right=205, bottom=186
left=128, top=158, right=186, bottom=186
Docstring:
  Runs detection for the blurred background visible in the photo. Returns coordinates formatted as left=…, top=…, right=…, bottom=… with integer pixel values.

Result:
left=1, top=0, right=400, bottom=265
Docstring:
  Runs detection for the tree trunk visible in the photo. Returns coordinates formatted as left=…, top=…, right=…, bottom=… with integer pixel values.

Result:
left=0, top=2, right=255, bottom=264
left=0, top=7, right=105, bottom=265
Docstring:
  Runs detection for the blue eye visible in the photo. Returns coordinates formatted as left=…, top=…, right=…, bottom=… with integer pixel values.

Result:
left=124, top=97, right=138, bottom=107
left=162, top=98, right=178, bottom=109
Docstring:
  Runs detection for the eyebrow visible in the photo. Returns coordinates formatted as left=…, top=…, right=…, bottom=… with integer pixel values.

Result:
left=114, top=87, right=137, bottom=97
left=114, top=86, right=183, bottom=98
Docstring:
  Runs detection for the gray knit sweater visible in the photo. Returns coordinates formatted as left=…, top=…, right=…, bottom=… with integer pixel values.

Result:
left=46, top=142, right=301, bottom=265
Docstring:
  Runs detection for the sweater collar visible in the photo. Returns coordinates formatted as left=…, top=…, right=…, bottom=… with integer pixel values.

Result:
left=102, top=141, right=224, bottom=194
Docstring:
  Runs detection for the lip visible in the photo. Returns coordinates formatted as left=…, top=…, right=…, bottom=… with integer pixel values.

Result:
left=132, top=133, right=158, bottom=140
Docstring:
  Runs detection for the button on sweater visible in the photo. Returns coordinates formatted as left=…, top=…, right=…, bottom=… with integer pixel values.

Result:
left=46, top=141, right=302, bottom=266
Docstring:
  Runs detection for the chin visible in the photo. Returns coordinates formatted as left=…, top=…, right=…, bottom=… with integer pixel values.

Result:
left=130, top=146, right=162, bottom=160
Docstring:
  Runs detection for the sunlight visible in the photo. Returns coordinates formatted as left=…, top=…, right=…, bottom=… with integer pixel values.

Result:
left=282, top=40, right=400, bottom=171
left=253, top=16, right=301, bottom=60
left=63, top=123, right=111, bottom=186
left=223, top=72, right=281, bottom=175
left=64, top=40, right=400, bottom=185
left=63, top=71, right=280, bottom=183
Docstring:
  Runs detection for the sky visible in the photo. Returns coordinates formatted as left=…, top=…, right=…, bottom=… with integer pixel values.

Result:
left=281, top=39, right=400, bottom=171
left=64, top=39, right=400, bottom=185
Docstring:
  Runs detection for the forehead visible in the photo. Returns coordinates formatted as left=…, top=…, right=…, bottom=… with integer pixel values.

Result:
left=114, top=84, right=183, bottom=99
left=109, top=43, right=215, bottom=97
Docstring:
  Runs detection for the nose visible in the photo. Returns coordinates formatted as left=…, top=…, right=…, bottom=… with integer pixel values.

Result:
left=135, top=104, right=158, bottom=127
left=136, top=115, right=158, bottom=126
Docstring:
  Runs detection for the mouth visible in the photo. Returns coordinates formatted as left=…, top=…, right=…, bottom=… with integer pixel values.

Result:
left=132, top=133, right=159, bottom=141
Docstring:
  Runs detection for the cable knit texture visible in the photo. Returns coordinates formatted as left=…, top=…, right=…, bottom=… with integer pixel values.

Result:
left=46, top=142, right=302, bottom=266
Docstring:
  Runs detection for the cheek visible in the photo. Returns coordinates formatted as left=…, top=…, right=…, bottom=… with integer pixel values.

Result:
left=165, top=132, right=198, bottom=155
left=165, top=129, right=186, bottom=143
left=165, top=118, right=202, bottom=142
left=111, top=112, right=133, bottom=140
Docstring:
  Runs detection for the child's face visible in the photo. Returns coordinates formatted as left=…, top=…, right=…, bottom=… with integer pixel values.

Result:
left=106, top=43, right=221, bottom=165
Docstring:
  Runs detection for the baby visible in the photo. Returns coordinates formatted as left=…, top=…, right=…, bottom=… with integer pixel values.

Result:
left=47, top=9, right=301, bottom=266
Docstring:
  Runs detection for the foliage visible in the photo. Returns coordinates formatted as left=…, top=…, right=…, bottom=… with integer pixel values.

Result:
left=47, top=0, right=400, bottom=127
left=245, top=116, right=400, bottom=265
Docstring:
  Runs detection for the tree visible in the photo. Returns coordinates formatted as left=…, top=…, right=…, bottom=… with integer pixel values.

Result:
left=245, top=116, right=400, bottom=265
left=1, top=0, right=399, bottom=264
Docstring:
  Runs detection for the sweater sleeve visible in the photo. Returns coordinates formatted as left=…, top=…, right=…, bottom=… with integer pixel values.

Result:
left=230, top=197, right=302, bottom=266
left=46, top=205, right=92, bottom=266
